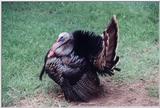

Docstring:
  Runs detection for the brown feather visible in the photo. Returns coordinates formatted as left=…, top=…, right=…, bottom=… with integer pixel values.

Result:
left=95, top=15, right=119, bottom=69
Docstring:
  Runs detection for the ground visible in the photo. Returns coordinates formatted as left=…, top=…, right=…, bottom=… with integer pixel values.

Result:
left=14, top=72, right=159, bottom=107
left=2, top=2, right=159, bottom=107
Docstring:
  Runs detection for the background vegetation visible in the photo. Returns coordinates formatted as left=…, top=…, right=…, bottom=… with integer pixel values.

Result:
left=2, top=2, right=159, bottom=106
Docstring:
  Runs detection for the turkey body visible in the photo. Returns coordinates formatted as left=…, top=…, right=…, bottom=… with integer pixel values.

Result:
left=45, top=51, right=100, bottom=101
left=40, top=16, right=120, bottom=102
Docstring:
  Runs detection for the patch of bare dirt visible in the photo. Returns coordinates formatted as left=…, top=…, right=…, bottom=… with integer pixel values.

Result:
left=71, top=78, right=159, bottom=107
left=15, top=76, right=159, bottom=107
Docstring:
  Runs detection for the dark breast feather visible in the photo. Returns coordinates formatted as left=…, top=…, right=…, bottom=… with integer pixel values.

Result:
left=45, top=52, right=87, bottom=85
left=43, top=51, right=100, bottom=101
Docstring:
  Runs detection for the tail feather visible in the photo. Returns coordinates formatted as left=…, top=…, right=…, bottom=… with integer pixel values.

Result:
left=94, top=15, right=120, bottom=76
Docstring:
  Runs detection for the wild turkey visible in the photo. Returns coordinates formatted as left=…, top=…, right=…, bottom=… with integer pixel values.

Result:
left=40, top=15, right=120, bottom=102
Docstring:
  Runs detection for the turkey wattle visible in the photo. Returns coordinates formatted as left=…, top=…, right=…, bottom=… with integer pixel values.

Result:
left=40, top=16, right=120, bottom=101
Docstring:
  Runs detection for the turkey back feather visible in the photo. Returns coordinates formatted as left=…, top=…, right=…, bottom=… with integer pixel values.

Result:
left=73, top=30, right=103, bottom=59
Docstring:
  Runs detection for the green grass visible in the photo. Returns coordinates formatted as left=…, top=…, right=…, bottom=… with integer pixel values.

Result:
left=2, top=2, right=159, bottom=106
left=146, top=85, right=159, bottom=98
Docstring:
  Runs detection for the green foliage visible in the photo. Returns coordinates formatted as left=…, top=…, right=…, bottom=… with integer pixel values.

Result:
left=146, top=85, right=159, bottom=98
left=2, top=2, right=159, bottom=106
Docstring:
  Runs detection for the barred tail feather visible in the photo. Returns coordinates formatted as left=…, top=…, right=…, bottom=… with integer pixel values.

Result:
left=95, top=15, right=120, bottom=76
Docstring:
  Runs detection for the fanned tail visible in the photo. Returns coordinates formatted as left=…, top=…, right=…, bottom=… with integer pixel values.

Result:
left=95, top=15, right=120, bottom=76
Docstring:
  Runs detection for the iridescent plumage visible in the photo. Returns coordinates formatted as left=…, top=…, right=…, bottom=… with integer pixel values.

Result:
left=40, top=16, right=120, bottom=101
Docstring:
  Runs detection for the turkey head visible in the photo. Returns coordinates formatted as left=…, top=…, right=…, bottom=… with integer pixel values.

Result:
left=48, top=32, right=74, bottom=58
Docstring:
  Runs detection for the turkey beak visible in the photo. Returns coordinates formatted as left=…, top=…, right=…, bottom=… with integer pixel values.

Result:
left=47, top=42, right=62, bottom=58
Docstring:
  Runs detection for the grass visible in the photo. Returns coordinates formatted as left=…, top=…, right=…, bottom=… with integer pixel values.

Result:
left=146, top=85, right=159, bottom=98
left=2, top=2, right=159, bottom=106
